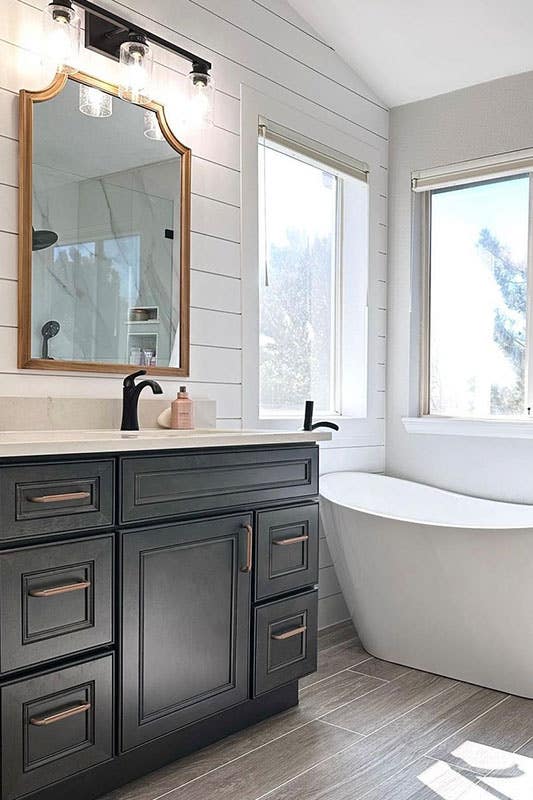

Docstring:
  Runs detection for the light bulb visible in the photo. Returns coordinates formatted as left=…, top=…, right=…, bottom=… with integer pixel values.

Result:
left=119, top=33, right=153, bottom=104
left=186, top=69, right=214, bottom=129
left=42, top=2, right=81, bottom=75
left=143, top=109, right=164, bottom=140
left=79, top=85, right=113, bottom=118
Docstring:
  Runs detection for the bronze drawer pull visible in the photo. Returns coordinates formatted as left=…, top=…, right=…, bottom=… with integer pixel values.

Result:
left=29, top=580, right=91, bottom=597
left=273, top=534, right=309, bottom=546
left=30, top=702, right=91, bottom=726
left=241, top=523, right=253, bottom=573
left=271, top=625, right=307, bottom=641
left=28, top=491, right=91, bottom=504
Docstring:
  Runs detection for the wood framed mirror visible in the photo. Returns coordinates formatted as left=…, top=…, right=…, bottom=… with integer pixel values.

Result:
left=18, top=71, right=191, bottom=376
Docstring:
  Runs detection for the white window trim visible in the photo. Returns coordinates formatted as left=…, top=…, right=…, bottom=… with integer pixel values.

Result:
left=241, top=84, right=384, bottom=439
left=403, top=415, right=533, bottom=439
left=413, top=149, right=533, bottom=436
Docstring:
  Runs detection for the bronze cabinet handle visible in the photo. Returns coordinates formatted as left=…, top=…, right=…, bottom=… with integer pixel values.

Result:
left=273, top=534, right=309, bottom=546
left=30, top=702, right=91, bottom=726
left=241, top=523, right=253, bottom=573
left=272, top=625, right=307, bottom=641
left=28, top=491, right=91, bottom=504
left=29, top=580, right=91, bottom=597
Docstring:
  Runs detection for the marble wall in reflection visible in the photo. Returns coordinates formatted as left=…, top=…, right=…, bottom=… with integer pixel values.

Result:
left=32, top=157, right=181, bottom=367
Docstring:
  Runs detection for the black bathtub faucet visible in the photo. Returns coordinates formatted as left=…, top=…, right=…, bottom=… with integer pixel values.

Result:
left=302, top=400, right=339, bottom=432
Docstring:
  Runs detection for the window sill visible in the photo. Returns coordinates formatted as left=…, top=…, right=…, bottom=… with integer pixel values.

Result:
left=402, top=415, right=533, bottom=440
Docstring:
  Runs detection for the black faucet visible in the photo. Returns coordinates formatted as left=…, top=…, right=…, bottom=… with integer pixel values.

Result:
left=302, top=400, right=340, bottom=432
left=121, top=370, right=163, bottom=431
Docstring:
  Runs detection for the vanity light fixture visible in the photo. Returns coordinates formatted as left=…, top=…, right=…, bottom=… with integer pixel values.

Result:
left=43, top=1, right=81, bottom=75
left=143, top=109, right=164, bottom=140
left=79, top=84, right=112, bottom=117
left=43, top=0, right=215, bottom=126
left=186, top=63, right=215, bottom=129
left=119, top=32, right=153, bottom=104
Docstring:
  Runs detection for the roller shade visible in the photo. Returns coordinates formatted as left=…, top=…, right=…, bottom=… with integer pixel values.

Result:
left=259, top=117, right=369, bottom=183
left=411, top=147, right=533, bottom=192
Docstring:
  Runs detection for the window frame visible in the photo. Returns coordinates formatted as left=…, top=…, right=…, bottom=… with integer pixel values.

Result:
left=257, top=132, right=351, bottom=418
left=241, top=85, right=384, bottom=441
left=418, top=162, right=533, bottom=420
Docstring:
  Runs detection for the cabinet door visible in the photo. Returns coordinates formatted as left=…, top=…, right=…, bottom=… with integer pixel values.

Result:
left=1, top=655, right=113, bottom=800
left=121, top=513, right=252, bottom=751
left=0, top=534, right=113, bottom=674
left=254, top=590, right=318, bottom=696
left=255, top=504, right=319, bottom=601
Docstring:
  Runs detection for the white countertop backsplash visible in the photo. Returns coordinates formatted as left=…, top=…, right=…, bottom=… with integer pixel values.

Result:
left=0, top=396, right=217, bottom=432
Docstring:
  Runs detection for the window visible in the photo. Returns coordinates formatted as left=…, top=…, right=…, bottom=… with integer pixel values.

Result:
left=258, top=122, right=369, bottom=419
left=415, top=158, right=533, bottom=419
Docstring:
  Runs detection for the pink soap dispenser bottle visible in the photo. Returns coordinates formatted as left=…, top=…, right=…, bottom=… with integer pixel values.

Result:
left=171, top=386, right=194, bottom=430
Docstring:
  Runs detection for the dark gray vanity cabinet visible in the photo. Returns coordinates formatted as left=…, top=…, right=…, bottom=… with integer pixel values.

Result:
left=121, top=513, right=252, bottom=750
left=0, top=444, right=321, bottom=800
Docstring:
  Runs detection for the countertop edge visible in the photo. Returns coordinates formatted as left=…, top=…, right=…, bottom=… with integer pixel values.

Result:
left=0, top=430, right=332, bottom=459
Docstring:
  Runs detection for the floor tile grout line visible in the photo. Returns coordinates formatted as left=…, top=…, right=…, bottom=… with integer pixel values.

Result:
left=300, top=657, right=381, bottom=691
left=348, top=664, right=399, bottom=680
left=316, top=636, right=361, bottom=656
left=318, top=718, right=366, bottom=736
left=253, top=734, right=374, bottom=800
left=424, top=753, right=488, bottom=778
left=340, top=681, right=461, bottom=740
left=358, top=755, right=487, bottom=800
left=422, top=720, right=533, bottom=783
left=146, top=719, right=318, bottom=800
left=354, top=694, right=512, bottom=800
left=515, top=733, right=533, bottom=753
left=421, top=694, right=511, bottom=761
left=316, top=674, right=459, bottom=738
left=146, top=675, right=390, bottom=800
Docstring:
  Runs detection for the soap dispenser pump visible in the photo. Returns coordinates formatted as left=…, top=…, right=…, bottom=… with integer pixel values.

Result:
left=170, top=386, right=194, bottom=430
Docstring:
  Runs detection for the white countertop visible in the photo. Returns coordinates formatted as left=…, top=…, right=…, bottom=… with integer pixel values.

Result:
left=0, top=428, right=332, bottom=458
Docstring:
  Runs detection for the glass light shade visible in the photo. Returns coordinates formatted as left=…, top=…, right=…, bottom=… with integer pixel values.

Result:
left=143, top=109, right=164, bottom=140
left=79, top=85, right=113, bottom=118
left=43, top=2, right=81, bottom=75
left=186, top=72, right=214, bottom=129
left=119, top=35, right=153, bottom=104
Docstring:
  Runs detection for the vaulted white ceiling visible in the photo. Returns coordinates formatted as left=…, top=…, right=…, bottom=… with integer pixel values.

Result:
left=288, top=0, right=533, bottom=107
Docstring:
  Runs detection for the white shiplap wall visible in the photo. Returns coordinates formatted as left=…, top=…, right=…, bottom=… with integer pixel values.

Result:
left=0, top=0, right=388, bottom=627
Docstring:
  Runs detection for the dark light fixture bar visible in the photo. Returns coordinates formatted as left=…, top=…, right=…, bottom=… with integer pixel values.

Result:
left=71, top=0, right=212, bottom=73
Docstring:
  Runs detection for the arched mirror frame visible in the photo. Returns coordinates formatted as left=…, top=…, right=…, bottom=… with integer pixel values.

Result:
left=18, top=70, right=191, bottom=376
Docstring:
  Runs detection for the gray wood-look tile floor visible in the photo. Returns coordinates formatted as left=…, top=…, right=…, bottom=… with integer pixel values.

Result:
left=102, top=621, right=533, bottom=800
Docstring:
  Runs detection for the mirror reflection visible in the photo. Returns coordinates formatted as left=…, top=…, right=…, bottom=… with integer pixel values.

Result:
left=30, top=76, right=189, bottom=372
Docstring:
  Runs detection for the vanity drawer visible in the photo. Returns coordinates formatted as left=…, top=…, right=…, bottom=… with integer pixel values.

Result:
left=255, top=503, right=319, bottom=601
left=1, top=655, right=113, bottom=800
left=0, top=535, right=113, bottom=674
left=120, top=446, right=318, bottom=524
left=0, top=460, right=114, bottom=541
left=254, top=590, right=318, bottom=696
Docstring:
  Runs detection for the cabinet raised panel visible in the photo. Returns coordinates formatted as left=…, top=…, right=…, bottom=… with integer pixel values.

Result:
left=255, top=504, right=319, bottom=600
left=0, top=535, right=113, bottom=673
left=119, top=446, right=318, bottom=524
left=1, top=655, right=113, bottom=800
left=254, top=590, right=318, bottom=696
left=121, top=513, right=252, bottom=750
left=0, top=460, right=114, bottom=541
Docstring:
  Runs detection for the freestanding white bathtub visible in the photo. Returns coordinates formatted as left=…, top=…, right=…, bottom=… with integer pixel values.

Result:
left=320, top=471, right=533, bottom=698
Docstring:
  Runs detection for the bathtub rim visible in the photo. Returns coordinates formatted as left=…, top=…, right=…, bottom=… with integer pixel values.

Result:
left=319, top=471, right=533, bottom=531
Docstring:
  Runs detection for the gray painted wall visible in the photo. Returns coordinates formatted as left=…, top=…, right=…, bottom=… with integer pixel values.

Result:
left=387, top=70, right=533, bottom=502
